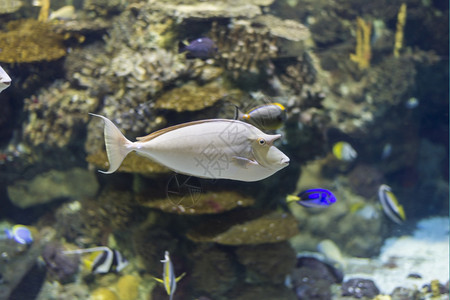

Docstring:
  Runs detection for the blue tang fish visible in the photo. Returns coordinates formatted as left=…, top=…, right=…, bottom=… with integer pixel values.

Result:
left=3, top=225, right=33, bottom=245
left=286, top=189, right=337, bottom=208
left=179, top=37, right=217, bottom=59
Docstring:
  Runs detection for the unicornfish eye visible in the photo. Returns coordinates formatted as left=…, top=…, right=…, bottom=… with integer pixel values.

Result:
left=257, top=138, right=266, bottom=145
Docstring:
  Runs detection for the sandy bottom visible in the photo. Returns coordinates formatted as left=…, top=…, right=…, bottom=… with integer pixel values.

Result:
left=343, top=216, right=449, bottom=295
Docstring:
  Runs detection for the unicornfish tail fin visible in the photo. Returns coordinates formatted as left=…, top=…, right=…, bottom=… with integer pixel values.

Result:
left=89, top=113, right=134, bottom=174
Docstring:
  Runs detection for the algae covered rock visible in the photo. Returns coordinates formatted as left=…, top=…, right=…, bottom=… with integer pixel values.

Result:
left=190, top=244, right=239, bottom=297
left=23, top=82, right=99, bottom=149
left=234, top=242, right=296, bottom=284
left=7, top=167, right=99, bottom=208
left=0, top=19, right=66, bottom=63
left=137, top=190, right=255, bottom=215
left=154, top=81, right=236, bottom=112
left=157, top=1, right=264, bottom=20
left=187, top=210, right=299, bottom=245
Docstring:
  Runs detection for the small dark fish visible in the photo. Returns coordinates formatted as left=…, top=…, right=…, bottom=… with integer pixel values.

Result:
left=179, top=37, right=217, bottom=59
left=235, top=103, right=287, bottom=130
left=286, top=188, right=337, bottom=208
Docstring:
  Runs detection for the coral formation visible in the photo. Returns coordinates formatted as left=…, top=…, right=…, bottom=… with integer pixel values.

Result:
left=234, top=242, right=296, bottom=284
left=393, top=4, right=407, bottom=58
left=187, top=210, right=299, bottom=245
left=210, top=20, right=278, bottom=73
left=350, top=17, right=372, bottom=70
left=42, top=242, right=80, bottom=283
left=90, top=287, right=119, bottom=300
left=0, top=19, right=66, bottom=63
left=23, top=81, right=99, bottom=149
left=54, top=188, right=137, bottom=245
left=37, top=0, right=50, bottom=22
left=116, top=275, right=141, bottom=300
left=155, top=1, right=264, bottom=20
left=7, top=168, right=99, bottom=209
left=189, top=244, right=239, bottom=297
left=0, top=0, right=22, bottom=14
left=226, top=284, right=296, bottom=300
left=137, top=190, right=255, bottom=215
left=154, top=81, right=234, bottom=112
left=290, top=255, right=343, bottom=300
left=348, top=164, right=385, bottom=199
left=342, top=278, right=380, bottom=298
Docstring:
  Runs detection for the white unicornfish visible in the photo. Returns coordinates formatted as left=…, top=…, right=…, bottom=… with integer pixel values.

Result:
left=0, top=65, right=11, bottom=94
left=90, top=114, right=290, bottom=181
left=154, top=251, right=185, bottom=300
left=62, top=246, right=128, bottom=274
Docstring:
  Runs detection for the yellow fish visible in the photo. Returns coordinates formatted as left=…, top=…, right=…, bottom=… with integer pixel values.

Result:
left=153, top=251, right=185, bottom=300
left=378, top=184, right=406, bottom=224
left=332, top=141, right=357, bottom=161
left=236, top=103, right=287, bottom=130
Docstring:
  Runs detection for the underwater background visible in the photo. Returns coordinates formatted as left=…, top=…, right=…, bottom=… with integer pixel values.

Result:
left=0, top=0, right=448, bottom=299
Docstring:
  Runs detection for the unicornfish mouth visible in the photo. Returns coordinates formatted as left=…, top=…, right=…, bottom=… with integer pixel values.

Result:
left=281, top=157, right=290, bottom=165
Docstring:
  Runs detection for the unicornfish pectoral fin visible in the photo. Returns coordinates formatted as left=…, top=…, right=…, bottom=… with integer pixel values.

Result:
left=89, top=113, right=134, bottom=174
left=232, top=156, right=259, bottom=168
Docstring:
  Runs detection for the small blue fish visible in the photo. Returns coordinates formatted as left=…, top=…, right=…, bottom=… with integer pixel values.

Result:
left=179, top=37, right=217, bottom=59
left=3, top=225, right=33, bottom=245
left=286, top=189, right=337, bottom=208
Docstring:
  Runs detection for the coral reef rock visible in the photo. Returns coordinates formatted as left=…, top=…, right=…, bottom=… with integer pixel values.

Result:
left=0, top=0, right=22, bottom=14
left=156, top=1, right=265, bottom=20
left=137, top=190, right=255, bottom=215
left=190, top=244, right=239, bottom=297
left=0, top=19, right=66, bottom=63
left=341, top=278, right=380, bottom=299
left=154, top=81, right=233, bottom=112
left=251, top=15, right=312, bottom=57
left=187, top=210, right=299, bottom=245
left=235, top=242, right=296, bottom=284
left=23, top=82, right=99, bottom=149
left=7, top=167, right=99, bottom=208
